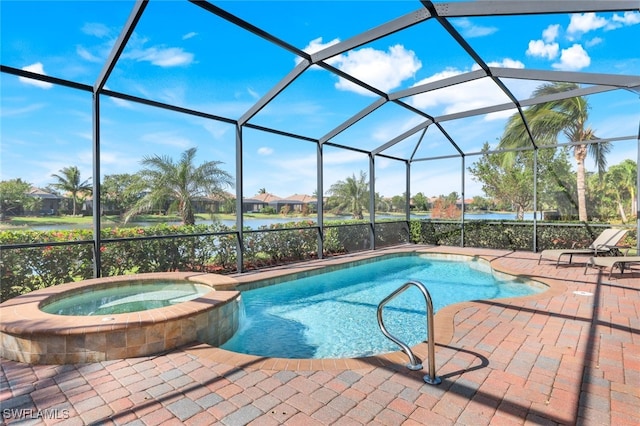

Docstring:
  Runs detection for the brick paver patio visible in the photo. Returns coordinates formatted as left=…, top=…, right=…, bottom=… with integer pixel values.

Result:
left=1, top=246, right=638, bottom=425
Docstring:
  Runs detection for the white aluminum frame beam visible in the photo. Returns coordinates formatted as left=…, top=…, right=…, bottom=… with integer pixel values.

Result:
left=429, top=1, right=640, bottom=17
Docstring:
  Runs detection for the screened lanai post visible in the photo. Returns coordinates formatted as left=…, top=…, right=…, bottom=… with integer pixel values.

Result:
left=90, top=0, right=147, bottom=278
left=235, top=123, right=244, bottom=273
left=405, top=161, right=411, bottom=225
left=460, top=156, right=465, bottom=247
left=533, top=149, right=538, bottom=253
left=92, top=94, right=102, bottom=278
left=637, top=121, right=640, bottom=253
left=369, top=153, right=376, bottom=250
left=317, top=142, right=324, bottom=259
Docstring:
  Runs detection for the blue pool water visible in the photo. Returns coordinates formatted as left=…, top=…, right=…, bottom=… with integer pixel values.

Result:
left=41, top=281, right=213, bottom=316
left=221, top=254, right=545, bottom=359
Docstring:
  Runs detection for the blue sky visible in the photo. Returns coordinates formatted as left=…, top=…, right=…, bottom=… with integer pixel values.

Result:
left=1, top=1, right=639, bottom=201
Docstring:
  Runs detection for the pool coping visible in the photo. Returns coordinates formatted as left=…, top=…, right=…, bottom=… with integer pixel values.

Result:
left=184, top=244, right=567, bottom=371
left=0, top=272, right=240, bottom=336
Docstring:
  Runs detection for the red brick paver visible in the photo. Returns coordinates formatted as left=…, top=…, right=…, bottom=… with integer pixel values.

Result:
left=1, top=246, right=638, bottom=425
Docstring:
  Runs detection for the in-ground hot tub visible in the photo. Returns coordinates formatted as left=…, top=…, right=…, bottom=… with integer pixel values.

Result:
left=0, top=272, right=241, bottom=364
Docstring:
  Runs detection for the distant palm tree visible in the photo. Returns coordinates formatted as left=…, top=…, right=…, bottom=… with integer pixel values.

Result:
left=499, top=82, right=609, bottom=222
left=258, top=188, right=267, bottom=194
left=327, top=171, right=369, bottom=219
left=124, top=148, right=233, bottom=225
left=50, top=166, right=92, bottom=215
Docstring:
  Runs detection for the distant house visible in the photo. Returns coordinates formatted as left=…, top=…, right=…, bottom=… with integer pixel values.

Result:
left=277, top=194, right=317, bottom=213
left=242, top=193, right=281, bottom=213
left=27, top=187, right=61, bottom=215
left=458, top=198, right=474, bottom=209
left=193, top=192, right=235, bottom=214
left=242, top=198, right=267, bottom=213
left=241, top=193, right=317, bottom=213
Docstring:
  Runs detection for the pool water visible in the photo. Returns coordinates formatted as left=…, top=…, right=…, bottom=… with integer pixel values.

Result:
left=221, top=254, right=545, bottom=359
left=41, top=281, right=213, bottom=316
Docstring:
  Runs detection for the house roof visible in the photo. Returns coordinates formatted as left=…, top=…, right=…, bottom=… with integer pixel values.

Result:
left=251, top=193, right=282, bottom=203
left=281, top=194, right=317, bottom=203
left=28, top=187, right=60, bottom=200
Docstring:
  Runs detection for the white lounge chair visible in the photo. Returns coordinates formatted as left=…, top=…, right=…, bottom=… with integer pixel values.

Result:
left=585, top=254, right=640, bottom=279
left=538, top=228, right=629, bottom=267
left=584, top=241, right=640, bottom=278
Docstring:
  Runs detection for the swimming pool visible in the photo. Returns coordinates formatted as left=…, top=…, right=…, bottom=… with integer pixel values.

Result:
left=221, top=254, right=546, bottom=359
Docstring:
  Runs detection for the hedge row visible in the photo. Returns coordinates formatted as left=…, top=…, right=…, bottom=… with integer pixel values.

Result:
left=409, top=220, right=637, bottom=251
left=0, top=221, right=373, bottom=301
left=1, top=220, right=636, bottom=301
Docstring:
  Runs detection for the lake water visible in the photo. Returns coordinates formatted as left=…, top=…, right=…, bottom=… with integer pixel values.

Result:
left=12, top=212, right=535, bottom=231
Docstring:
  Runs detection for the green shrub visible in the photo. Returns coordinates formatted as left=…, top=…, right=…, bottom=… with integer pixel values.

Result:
left=410, top=219, right=637, bottom=252
left=0, top=229, right=94, bottom=302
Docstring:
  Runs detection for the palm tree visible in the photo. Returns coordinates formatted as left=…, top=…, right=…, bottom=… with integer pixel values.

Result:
left=605, top=159, right=637, bottom=223
left=499, top=82, right=609, bottom=222
left=258, top=188, right=267, bottom=194
left=50, top=166, right=92, bottom=215
left=124, top=147, right=233, bottom=225
left=327, top=171, right=369, bottom=219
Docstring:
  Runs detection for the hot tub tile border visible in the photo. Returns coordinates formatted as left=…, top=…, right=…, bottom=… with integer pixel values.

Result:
left=0, top=272, right=242, bottom=364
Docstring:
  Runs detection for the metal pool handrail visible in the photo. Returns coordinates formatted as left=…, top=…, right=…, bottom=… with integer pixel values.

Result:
left=376, top=280, right=441, bottom=385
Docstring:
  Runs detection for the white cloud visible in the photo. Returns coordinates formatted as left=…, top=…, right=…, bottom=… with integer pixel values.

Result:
left=77, top=23, right=117, bottom=64
left=257, top=147, right=273, bottom=156
left=109, top=97, right=135, bottom=109
left=610, top=11, right=640, bottom=28
left=81, top=22, right=112, bottom=39
left=247, top=87, right=260, bottom=100
left=552, top=44, right=590, bottom=70
left=202, top=121, right=230, bottom=140
left=542, top=24, right=560, bottom=43
left=0, top=103, right=46, bottom=117
left=126, top=46, right=194, bottom=67
left=484, top=109, right=519, bottom=122
left=585, top=37, right=603, bottom=48
left=182, top=32, right=198, bottom=40
left=19, top=63, right=53, bottom=89
left=526, top=40, right=559, bottom=60
left=484, top=58, right=525, bottom=69
left=296, top=37, right=341, bottom=66
left=298, top=38, right=421, bottom=95
left=332, top=44, right=422, bottom=95
left=407, top=59, right=524, bottom=117
left=567, top=13, right=607, bottom=35
left=119, top=33, right=194, bottom=67
left=76, top=45, right=102, bottom=63
left=454, top=18, right=498, bottom=38
left=102, top=85, right=136, bottom=109
left=526, top=24, right=560, bottom=60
